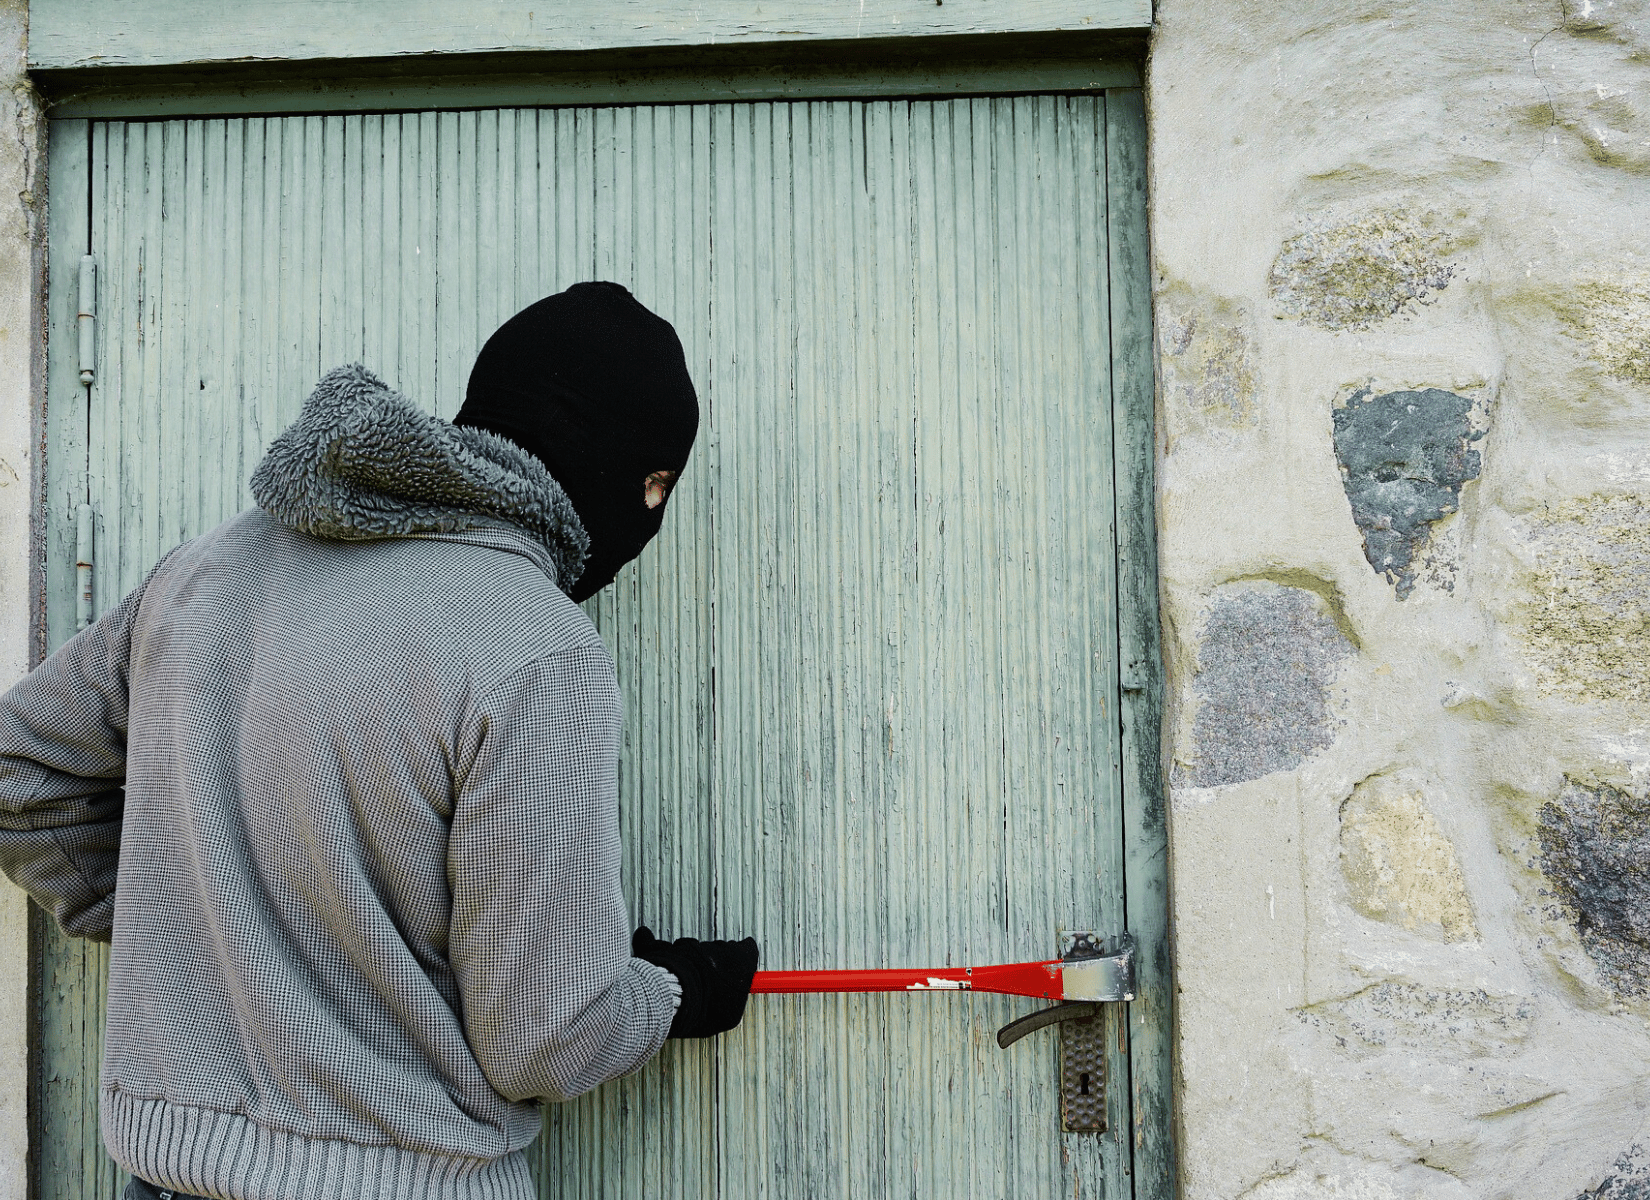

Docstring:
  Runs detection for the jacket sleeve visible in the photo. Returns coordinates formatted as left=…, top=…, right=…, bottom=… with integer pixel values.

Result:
left=449, top=643, right=678, bottom=1103
left=0, top=576, right=151, bottom=942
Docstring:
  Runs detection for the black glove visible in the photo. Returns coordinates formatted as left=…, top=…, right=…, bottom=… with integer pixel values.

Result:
left=632, top=926, right=760, bottom=1039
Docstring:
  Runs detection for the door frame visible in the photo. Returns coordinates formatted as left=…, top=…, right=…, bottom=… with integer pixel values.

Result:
left=30, top=39, right=1172, bottom=1200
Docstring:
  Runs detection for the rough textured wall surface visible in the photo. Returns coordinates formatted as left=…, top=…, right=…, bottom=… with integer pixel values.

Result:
left=0, top=1, right=37, bottom=1196
left=1148, top=1, right=1650, bottom=1197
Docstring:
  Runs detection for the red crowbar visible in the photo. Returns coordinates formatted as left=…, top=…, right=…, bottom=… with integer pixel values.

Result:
left=754, top=959, right=1072, bottom=1001
left=749, top=933, right=1135, bottom=1049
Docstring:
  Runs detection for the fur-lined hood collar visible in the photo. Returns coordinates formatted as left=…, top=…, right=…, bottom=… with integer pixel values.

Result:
left=250, top=365, right=588, bottom=590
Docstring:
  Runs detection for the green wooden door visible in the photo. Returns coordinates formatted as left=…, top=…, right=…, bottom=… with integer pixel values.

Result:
left=38, top=92, right=1167, bottom=1200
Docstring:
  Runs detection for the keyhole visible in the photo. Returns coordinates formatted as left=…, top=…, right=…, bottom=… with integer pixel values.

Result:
left=1078, top=1072, right=1091, bottom=1096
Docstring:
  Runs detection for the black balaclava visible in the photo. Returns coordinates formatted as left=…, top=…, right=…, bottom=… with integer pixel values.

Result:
left=455, top=282, right=699, bottom=602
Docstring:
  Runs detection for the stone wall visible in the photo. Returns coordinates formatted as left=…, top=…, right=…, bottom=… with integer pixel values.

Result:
left=0, top=0, right=39, bottom=1196
left=1147, top=1, right=1650, bottom=1197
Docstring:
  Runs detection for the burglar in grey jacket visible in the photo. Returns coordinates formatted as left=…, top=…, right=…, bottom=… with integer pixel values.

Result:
left=0, top=282, right=758, bottom=1200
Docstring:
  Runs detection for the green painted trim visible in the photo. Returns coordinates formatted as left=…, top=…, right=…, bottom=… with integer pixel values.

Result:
left=41, top=42, right=1143, bottom=120
left=1105, top=87, right=1176, bottom=1200
left=29, top=0, right=1151, bottom=72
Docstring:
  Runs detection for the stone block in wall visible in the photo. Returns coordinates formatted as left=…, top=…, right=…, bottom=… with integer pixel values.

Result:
left=1540, top=777, right=1650, bottom=1001
left=1268, top=208, right=1461, bottom=333
left=1338, top=774, right=1478, bottom=942
left=1571, top=1143, right=1650, bottom=1200
left=1177, top=581, right=1356, bottom=789
left=1158, top=286, right=1259, bottom=447
left=1553, top=278, right=1650, bottom=388
left=1519, top=495, right=1650, bottom=705
left=1332, top=387, right=1488, bottom=600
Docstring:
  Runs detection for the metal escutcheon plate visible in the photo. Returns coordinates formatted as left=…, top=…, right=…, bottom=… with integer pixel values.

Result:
left=1060, top=1011, right=1108, bottom=1133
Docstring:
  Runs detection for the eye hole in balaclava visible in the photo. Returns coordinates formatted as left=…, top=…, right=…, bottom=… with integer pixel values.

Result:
left=454, top=282, right=700, bottom=602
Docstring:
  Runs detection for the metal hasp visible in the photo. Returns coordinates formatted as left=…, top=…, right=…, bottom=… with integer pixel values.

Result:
left=77, top=254, right=95, bottom=387
left=994, top=932, right=1134, bottom=1135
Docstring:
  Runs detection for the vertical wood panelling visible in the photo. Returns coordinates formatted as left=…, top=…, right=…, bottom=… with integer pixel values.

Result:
left=42, top=91, right=1158, bottom=1199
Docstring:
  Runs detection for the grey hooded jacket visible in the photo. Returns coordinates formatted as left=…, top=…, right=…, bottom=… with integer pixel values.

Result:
left=0, top=365, right=677, bottom=1200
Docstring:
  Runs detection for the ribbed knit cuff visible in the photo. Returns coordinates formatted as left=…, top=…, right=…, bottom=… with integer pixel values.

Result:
left=103, top=1088, right=535, bottom=1200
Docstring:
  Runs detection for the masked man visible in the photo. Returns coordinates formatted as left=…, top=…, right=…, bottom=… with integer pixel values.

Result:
left=0, top=282, right=757, bottom=1200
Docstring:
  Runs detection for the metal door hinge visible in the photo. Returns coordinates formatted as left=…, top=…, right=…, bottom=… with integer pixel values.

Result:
left=77, top=255, right=95, bottom=387
left=75, top=504, right=94, bottom=630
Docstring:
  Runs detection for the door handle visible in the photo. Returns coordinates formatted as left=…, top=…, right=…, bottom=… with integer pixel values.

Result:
left=994, top=1000, right=1100, bottom=1048
left=993, top=932, right=1133, bottom=1134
